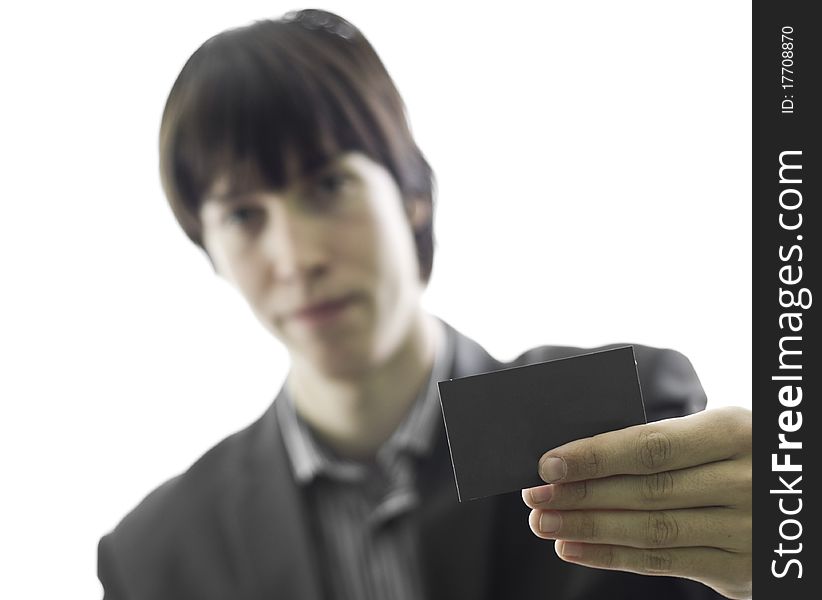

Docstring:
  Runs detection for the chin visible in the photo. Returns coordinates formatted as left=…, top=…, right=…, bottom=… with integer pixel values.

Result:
left=291, top=327, right=377, bottom=379
left=307, top=346, right=375, bottom=379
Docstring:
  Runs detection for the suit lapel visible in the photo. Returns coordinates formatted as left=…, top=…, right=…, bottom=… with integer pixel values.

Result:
left=232, top=389, right=324, bottom=600
left=228, top=323, right=501, bottom=600
left=417, top=325, right=502, bottom=600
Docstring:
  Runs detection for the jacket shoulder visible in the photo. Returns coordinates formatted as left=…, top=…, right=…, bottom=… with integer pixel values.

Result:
left=98, top=411, right=272, bottom=597
left=115, top=416, right=258, bottom=530
left=509, top=343, right=707, bottom=421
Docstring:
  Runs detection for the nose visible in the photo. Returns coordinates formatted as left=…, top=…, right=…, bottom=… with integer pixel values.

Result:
left=262, top=204, right=328, bottom=282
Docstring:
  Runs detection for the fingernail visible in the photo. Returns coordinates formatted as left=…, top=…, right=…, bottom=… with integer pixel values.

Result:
left=539, top=457, right=567, bottom=482
left=539, top=511, right=562, bottom=534
left=558, top=541, right=584, bottom=558
left=529, top=485, right=553, bottom=504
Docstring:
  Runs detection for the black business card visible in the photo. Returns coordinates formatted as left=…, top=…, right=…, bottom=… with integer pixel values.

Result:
left=438, top=346, right=647, bottom=501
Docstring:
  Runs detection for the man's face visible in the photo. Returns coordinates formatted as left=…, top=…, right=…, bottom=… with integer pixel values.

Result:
left=200, top=152, right=426, bottom=377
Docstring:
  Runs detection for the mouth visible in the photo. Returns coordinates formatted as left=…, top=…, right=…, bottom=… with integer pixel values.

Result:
left=290, top=295, right=357, bottom=327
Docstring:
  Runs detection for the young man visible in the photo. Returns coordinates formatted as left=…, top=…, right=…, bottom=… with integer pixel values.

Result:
left=98, top=10, right=751, bottom=600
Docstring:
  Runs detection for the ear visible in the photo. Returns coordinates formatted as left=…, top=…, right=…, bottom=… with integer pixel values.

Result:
left=405, top=196, right=431, bottom=232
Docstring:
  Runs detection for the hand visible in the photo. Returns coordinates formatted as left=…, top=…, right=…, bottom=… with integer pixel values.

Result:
left=521, top=407, right=752, bottom=600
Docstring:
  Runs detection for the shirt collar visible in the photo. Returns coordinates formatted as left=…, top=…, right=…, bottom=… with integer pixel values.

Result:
left=277, top=319, right=454, bottom=485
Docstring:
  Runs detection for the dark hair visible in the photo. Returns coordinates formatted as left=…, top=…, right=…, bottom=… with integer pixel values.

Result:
left=159, top=9, right=435, bottom=281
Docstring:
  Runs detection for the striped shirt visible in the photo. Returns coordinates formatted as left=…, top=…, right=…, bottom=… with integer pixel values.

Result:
left=276, top=326, right=454, bottom=600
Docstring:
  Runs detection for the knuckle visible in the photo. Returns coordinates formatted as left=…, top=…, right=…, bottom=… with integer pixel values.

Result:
left=739, top=459, right=753, bottom=489
left=735, top=466, right=753, bottom=505
left=710, top=510, right=752, bottom=554
left=577, top=512, right=599, bottom=540
left=578, top=446, right=607, bottom=478
left=635, top=430, right=674, bottom=471
left=735, top=514, right=753, bottom=552
left=640, top=471, right=675, bottom=503
left=723, top=405, right=752, bottom=425
left=642, top=549, right=674, bottom=574
left=645, top=511, right=680, bottom=547
left=718, top=406, right=752, bottom=447
left=599, top=544, right=616, bottom=569
left=723, top=457, right=752, bottom=503
left=561, top=480, right=589, bottom=504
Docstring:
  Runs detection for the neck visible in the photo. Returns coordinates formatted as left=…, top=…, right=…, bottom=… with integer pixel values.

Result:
left=287, top=312, right=441, bottom=460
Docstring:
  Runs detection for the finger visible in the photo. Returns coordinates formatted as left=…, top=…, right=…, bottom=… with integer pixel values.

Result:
left=554, top=541, right=752, bottom=599
left=523, top=457, right=752, bottom=511
left=528, top=507, right=750, bottom=552
left=538, top=407, right=751, bottom=483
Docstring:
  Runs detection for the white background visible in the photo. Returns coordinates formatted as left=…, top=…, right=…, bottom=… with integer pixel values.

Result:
left=0, top=1, right=751, bottom=597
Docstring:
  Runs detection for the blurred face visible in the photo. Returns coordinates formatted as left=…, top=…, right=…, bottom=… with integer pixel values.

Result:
left=200, top=152, right=427, bottom=378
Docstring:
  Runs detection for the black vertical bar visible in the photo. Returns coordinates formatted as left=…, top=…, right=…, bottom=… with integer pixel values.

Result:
left=754, top=3, right=819, bottom=598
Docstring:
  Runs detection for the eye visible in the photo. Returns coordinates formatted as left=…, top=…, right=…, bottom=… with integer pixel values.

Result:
left=224, top=205, right=264, bottom=228
left=305, top=169, right=354, bottom=209
left=317, top=171, right=348, bottom=193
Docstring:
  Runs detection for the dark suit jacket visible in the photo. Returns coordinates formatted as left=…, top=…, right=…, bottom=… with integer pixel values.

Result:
left=98, top=323, right=724, bottom=599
